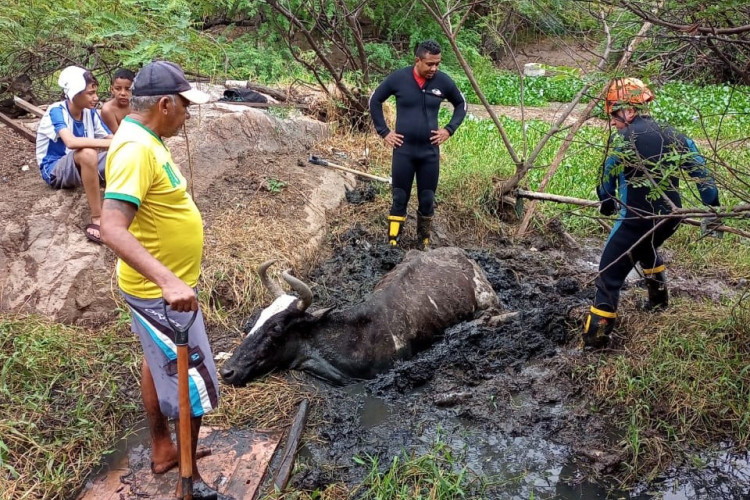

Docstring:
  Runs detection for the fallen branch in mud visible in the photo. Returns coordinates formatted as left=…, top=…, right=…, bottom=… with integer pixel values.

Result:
left=515, top=189, right=750, bottom=239
left=273, top=398, right=309, bottom=491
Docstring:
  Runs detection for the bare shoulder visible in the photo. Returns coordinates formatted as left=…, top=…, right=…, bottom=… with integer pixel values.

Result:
left=101, top=100, right=115, bottom=116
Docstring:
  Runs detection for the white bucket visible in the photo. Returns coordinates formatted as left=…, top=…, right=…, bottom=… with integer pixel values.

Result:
left=523, top=63, right=546, bottom=77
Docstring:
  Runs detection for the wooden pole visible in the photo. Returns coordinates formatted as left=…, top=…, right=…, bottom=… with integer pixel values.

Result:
left=13, top=97, right=44, bottom=118
left=177, top=343, right=193, bottom=499
left=165, top=306, right=198, bottom=500
left=516, top=189, right=599, bottom=207
left=308, top=156, right=391, bottom=184
left=0, top=111, right=35, bottom=143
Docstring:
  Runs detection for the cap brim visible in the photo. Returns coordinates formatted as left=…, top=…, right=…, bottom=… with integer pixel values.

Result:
left=180, top=88, right=210, bottom=105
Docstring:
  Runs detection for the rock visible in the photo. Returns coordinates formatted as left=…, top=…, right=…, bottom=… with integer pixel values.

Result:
left=0, top=104, right=336, bottom=325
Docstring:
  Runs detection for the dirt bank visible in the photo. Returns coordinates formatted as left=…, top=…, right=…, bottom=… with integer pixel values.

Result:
left=0, top=104, right=344, bottom=324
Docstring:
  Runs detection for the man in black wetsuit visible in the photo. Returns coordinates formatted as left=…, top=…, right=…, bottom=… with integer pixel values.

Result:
left=369, top=40, right=466, bottom=249
left=583, top=78, right=722, bottom=348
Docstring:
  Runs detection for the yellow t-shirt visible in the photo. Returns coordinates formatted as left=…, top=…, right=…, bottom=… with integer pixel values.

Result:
left=104, top=116, right=203, bottom=298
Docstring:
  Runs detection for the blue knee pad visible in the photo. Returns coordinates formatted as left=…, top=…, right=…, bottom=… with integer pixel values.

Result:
left=417, top=190, right=435, bottom=217
left=391, top=187, right=409, bottom=215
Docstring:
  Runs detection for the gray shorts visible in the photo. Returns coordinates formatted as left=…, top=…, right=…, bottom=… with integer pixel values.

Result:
left=121, top=291, right=220, bottom=419
left=49, top=150, right=107, bottom=189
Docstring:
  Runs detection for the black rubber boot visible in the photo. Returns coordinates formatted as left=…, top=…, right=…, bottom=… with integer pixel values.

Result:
left=387, top=215, right=406, bottom=246
left=582, top=306, right=616, bottom=348
left=416, top=212, right=433, bottom=251
left=643, top=268, right=668, bottom=311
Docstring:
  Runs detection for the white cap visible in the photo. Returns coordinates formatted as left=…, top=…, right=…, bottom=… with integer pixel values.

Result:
left=58, top=66, right=88, bottom=100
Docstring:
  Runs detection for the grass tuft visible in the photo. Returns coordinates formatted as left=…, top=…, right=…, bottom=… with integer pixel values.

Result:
left=0, top=315, right=140, bottom=500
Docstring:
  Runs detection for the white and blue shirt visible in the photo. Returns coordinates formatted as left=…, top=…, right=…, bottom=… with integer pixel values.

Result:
left=35, top=100, right=110, bottom=184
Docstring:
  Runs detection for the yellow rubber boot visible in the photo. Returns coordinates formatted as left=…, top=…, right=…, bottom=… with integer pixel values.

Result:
left=388, top=215, right=406, bottom=246
left=582, top=306, right=617, bottom=348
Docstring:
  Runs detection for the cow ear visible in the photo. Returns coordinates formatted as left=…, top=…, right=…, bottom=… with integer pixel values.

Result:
left=310, top=307, right=334, bottom=320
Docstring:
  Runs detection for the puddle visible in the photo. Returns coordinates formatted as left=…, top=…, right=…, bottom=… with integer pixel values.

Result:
left=82, top=421, right=151, bottom=486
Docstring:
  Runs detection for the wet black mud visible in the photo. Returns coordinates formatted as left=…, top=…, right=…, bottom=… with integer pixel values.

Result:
left=286, top=225, right=612, bottom=497
left=267, top=223, right=750, bottom=498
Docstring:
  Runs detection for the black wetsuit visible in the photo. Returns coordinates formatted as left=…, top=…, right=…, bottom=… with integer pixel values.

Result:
left=595, top=115, right=719, bottom=311
left=369, top=67, right=466, bottom=216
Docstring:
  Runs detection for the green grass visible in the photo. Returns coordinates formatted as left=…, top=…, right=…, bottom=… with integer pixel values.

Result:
left=0, top=315, right=140, bottom=500
left=439, top=110, right=750, bottom=235
left=449, top=72, right=750, bottom=141
left=579, top=299, right=750, bottom=480
left=351, top=437, right=489, bottom=499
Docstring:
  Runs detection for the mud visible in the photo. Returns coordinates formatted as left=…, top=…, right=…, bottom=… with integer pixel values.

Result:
left=252, top=212, right=750, bottom=498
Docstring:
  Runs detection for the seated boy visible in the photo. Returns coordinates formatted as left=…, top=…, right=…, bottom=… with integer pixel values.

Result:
left=101, top=68, right=134, bottom=133
left=36, top=66, right=112, bottom=244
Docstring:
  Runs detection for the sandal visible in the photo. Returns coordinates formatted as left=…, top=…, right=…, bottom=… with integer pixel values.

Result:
left=84, top=224, right=102, bottom=245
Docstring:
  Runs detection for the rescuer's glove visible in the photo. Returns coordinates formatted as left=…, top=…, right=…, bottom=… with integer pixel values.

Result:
left=599, top=198, right=617, bottom=216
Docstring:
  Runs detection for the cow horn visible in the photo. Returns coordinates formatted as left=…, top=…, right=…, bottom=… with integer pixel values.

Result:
left=258, top=259, right=284, bottom=298
left=282, top=271, right=313, bottom=311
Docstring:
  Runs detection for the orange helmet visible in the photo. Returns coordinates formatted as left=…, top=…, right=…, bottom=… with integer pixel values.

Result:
left=604, top=78, right=654, bottom=114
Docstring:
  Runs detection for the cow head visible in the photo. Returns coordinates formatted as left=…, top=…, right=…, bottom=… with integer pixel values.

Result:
left=219, top=260, right=328, bottom=386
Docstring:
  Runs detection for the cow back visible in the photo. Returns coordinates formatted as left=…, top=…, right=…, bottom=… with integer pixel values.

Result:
left=371, top=247, right=497, bottom=355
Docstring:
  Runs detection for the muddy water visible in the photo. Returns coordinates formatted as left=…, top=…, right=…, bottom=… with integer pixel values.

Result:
left=284, top=224, right=750, bottom=498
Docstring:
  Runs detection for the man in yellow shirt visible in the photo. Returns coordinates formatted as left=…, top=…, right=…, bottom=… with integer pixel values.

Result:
left=101, top=61, right=230, bottom=500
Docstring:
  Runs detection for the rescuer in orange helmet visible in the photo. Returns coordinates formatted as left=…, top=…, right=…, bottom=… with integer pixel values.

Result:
left=583, top=78, right=722, bottom=348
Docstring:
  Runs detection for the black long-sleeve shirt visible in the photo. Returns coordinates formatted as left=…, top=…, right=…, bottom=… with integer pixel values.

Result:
left=369, top=67, right=466, bottom=153
left=598, top=115, right=719, bottom=219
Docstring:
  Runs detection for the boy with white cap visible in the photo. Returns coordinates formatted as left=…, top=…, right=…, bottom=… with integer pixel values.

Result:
left=35, top=66, right=112, bottom=243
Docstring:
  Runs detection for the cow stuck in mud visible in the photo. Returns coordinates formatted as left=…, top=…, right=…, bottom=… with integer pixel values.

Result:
left=220, top=247, right=499, bottom=386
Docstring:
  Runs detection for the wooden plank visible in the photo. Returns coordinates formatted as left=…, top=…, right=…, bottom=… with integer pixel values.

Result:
left=223, top=431, right=282, bottom=499
left=76, top=427, right=282, bottom=500
left=13, top=96, right=44, bottom=117
left=0, top=111, right=35, bottom=143
left=273, top=399, right=310, bottom=491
